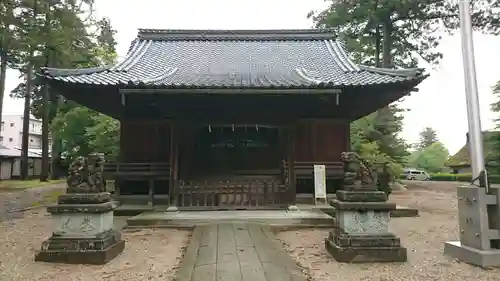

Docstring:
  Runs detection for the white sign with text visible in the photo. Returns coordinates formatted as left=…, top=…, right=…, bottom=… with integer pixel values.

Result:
left=314, top=165, right=327, bottom=201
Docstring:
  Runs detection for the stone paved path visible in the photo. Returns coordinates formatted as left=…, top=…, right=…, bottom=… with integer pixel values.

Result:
left=175, top=223, right=307, bottom=281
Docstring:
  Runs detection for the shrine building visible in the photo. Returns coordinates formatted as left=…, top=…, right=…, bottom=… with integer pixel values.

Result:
left=42, top=29, right=427, bottom=211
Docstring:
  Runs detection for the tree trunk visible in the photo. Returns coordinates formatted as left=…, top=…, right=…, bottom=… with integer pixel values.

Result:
left=40, top=81, right=50, bottom=181
left=0, top=52, right=7, bottom=129
left=374, top=25, right=381, bottom=67
left=382, top=20, right=393, bottom=68
left=50, top=97, right=62, bottom=180
left=20, top=62, right=33, bottom=180
left=40, top=1, right=52, bottom=182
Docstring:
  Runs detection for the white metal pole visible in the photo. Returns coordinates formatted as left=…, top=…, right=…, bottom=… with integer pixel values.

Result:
left=458, top=0, right=487, bottom=186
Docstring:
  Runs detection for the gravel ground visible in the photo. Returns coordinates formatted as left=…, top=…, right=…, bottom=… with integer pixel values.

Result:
left=0, top=184, right=66, bottom=222
left=277, top=181, right=500, bottom=281
left=0, top=209, right=190, bottom=281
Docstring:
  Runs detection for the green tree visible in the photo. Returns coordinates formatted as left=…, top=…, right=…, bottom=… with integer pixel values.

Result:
left=489, top=80, right=500, bottom=172
left=350, top=111, right=406, bottom=177
left=51, top=106, right=96, bottom=161
left=86, top=114, right=120, bottom=160
left=0, top=0, right=21, bottom=127
left=8, top=0, right=120, bottom=174
left=9, top=0, right=99, bottom=179
left=311, top=0, right=499, bottom=172
left=408, top=142, right=449, bottom=172
left=309, top=0, right=499, bottom=68
left=48, top=13, right=119, bottom=165
left=417, top=127, right=438, bottom=150
left=51, top=106, right=120, bottom=165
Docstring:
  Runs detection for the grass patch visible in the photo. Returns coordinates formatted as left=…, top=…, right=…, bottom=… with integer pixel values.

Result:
left=30, top=190, right=64, bottom=207
left=0, top=179, right=65, bottom=191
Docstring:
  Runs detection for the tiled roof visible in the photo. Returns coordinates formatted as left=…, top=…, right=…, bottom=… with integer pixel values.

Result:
left=41, top=29, right=426, bottom=89
left=0, top=145, right=44, bottom=158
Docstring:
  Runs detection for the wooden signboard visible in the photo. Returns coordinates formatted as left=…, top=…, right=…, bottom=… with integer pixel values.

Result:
left=314, top=164, right=327, bottom=204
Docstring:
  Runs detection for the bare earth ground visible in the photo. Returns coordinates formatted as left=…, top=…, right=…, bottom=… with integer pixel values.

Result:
left=277, top=181, right=500, bottom=281
left=0, top=210, right=190, bottom=281
left=0, top=184, right=66, bottom=222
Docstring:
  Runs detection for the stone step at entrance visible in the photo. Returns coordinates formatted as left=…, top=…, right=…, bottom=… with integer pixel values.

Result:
left=126, top=210, right=334, bottom=229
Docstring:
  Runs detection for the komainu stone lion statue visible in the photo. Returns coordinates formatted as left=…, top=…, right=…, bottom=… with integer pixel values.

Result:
left=66, top=153, right=106, bottom=193
left=340, top=151, right=375, bottom=189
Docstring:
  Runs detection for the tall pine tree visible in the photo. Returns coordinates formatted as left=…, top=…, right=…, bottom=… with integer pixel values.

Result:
left=310, top=0, right=499, bottom=170
left=417, top=127, right=438, bottom=150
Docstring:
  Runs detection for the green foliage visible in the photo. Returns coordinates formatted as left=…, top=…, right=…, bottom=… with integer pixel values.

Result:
left=51, top=107, right=119, bottom=165
left=313, top=1, right=500, bottom=179
left=417, top=127, right=438, bottom=150
left=3, top=0, right=119, bottom=167
left=85, top=113, right=120, bottom=160
left=416, top=173, right=500, bottom=184
left=309, top=0, right=500, bottom=68
left=490, top=81, right=500, bottom=173
left=408, top=142, right=449, bottom=173
left=350, top=107, right=408, bottom=179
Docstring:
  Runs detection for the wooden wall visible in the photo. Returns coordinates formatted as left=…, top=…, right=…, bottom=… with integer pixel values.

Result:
left=119, top=118, right=349, bottom=164
left=294, top=119, right=349, bottom=162
left=120, top=120, right=171, bottom=162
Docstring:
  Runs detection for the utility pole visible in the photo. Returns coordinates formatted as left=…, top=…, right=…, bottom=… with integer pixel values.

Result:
left=443, top=0, right=500, bottom=267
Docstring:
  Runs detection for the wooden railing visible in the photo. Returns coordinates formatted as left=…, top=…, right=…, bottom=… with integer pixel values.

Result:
left=176, top=179, right=288, bottom=210
left=103, top=162, right=170, bottom=178
left=282, top=161, right=344, bottom=180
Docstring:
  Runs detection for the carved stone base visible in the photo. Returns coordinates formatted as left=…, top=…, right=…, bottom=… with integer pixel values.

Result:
left=35, top=192, right=124, bottom=264
left=35, top=229, right=125, bottom=265
left=325, top=235, right=407, bottom=263
left=326, top=189, right=406, bottom=263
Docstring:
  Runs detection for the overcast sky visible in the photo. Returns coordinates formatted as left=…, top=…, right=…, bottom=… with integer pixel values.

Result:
left=4, top=0, right=500, bottom=154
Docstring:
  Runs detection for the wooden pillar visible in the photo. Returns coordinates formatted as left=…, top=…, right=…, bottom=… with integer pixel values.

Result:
left=278, top=127, right=287, bottom=183
left=116, top=94, right=126, bottom=197
left=287, top=124, right=297, bottom=206
left=168, top=123, right=180, bottom=210
left=115, top=120, right=126, bottom=198
left=148, top=179, right=154, bottom=207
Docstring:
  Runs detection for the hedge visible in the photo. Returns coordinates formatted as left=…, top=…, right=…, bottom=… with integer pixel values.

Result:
left=400, top=173, right=500, bottom=184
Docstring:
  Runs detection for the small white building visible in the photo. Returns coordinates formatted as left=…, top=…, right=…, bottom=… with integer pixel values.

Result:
left=0, top=114, right=49, bottom=149
left=0, top=145, right=43, bottom=179
left=0, top=114, right=52, bottom=179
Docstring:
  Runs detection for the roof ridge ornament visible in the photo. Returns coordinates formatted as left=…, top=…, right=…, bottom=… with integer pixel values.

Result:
left=137, top=28, right=337, bottom=41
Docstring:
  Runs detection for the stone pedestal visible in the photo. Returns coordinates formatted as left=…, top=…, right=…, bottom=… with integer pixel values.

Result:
left=35, top=192, right=125, bottom=265
left=325, top=189, right=407, bottom=263
left=443, top=185, right=500, bottom=267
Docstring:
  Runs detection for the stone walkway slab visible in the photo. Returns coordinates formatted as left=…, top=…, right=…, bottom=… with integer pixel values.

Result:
left=175, top=223, right=306, bottom=281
